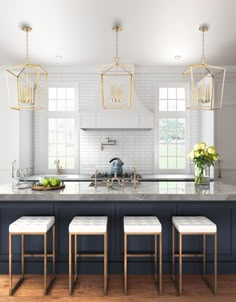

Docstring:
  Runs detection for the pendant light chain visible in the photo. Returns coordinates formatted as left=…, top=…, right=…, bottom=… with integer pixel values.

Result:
left=201, top=29, right=205, bottom=64
left=25, top=28, right=30, bottom=64
left=115, top=29, right=119, bottom=64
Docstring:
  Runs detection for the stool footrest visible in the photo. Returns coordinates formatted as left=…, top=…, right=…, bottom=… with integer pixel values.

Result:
left=77, top=253, right=105, bottom=258
left=127, top=253, right=155, bottom=257
left=24, top=254, right=54, bottom=258
left=174, top=253, right=204, bottom=258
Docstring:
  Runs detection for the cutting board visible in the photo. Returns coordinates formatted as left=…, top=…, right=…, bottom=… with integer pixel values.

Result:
left=32, top=184, right=65, bottom=191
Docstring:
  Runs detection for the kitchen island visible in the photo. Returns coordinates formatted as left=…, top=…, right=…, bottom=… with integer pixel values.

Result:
left=0, top=180, right=236, bottom=275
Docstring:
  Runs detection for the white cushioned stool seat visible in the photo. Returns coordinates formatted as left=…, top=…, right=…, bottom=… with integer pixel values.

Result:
left=69, top=216, right=108, bottom=233
left=9, top=216, right=55, bottom=234
left=124, top=216, right=162, bottom=233
left=172, top=216, right=216, bottom=233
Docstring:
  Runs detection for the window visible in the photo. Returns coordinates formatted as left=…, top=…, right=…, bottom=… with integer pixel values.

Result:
left=47, top=86, right=77, bottom=172
left=48, top=87, right=75, bottom=112
left=48, top=118, right=75, bottom=169
left=157, top=87, right=188, bottom=172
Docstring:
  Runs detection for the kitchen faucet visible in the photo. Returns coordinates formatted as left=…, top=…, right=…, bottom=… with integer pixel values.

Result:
left=54, top=159, right=62, bottom=175
left=11, top=160, right=16, bottom=178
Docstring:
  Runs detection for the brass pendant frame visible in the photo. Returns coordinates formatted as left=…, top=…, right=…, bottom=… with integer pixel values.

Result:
left=6, top=63, right=48, bottom=111
left=98, top=62, right=134, bottom=109
left=5, top=26, right=48, bottom=111
left=183, top=25, right=226, bottom=110
left=183, top=63, right=226, bottom=110
left=98, top=25, right=134, bottom=109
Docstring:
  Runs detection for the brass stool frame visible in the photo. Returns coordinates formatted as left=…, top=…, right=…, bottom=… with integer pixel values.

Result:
left=172, top=224, right=217, bottom=295
left=124, top=232, right=162, bottom=295
left=9, top=223, right=56, bottom=295
left=69, top=231, right=108, bottom=295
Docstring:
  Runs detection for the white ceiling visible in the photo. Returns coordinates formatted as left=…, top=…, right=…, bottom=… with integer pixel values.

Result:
left=0, top=0, right=236, bottom=66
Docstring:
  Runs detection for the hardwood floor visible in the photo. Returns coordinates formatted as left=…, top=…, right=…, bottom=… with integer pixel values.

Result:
left=0, top=274, right=236, bottom=302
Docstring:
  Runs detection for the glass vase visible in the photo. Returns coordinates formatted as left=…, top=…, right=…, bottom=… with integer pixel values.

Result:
left=194, top=164, right=210, bottom=185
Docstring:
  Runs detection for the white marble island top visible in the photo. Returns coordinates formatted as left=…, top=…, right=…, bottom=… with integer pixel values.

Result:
left=0, top=181, right=236, bottom=201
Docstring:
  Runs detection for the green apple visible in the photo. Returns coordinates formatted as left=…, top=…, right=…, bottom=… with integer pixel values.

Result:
left=50, top=178, right=58, bottom=187
left=56, top=178, right=61, bottom=186
left=41, top=178, right=49, bottom=187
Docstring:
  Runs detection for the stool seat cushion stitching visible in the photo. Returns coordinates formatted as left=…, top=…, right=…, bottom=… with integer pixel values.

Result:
left=124, top=216, right=162, bottom=233
left=69, top=216, right=108, bottom=233
left=9, top=216, right=55, bottom=233
left=172, top=216, right=217, bottom=233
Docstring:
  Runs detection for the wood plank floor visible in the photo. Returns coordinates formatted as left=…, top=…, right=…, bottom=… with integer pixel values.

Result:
left=0, top=274, right=236, bottom=302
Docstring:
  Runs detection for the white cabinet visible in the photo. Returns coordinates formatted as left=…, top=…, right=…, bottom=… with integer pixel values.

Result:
left=80, top=113, right=154, bottom=129
left=80, top=113, right=97, bottom=129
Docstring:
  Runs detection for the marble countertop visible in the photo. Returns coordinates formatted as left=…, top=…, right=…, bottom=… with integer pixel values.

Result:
left=23, top=174, right=195, bottom=182
left=0, top=180, right=236, bottom=201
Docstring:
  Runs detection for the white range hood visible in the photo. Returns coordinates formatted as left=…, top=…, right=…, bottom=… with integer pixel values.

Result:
left=80, top=89, right=154, bottom=130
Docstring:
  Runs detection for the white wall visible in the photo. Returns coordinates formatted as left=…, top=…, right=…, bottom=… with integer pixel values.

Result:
left=19, top=111, right=33, bottom=170
left=215, top=72, right=236, bottom=171
left=0, top=71, right=20, bottom=184
left=0, top=70, right=33, bottom=184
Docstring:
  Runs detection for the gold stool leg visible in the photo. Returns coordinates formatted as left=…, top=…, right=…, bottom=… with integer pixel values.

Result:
left=69, top=233, right=72, bottom=295
left=172, top=224, right=175, bottom=281
left=203, top=234, right=206, bottom=279
left=52, top=225, right=55, bottom=278
left=159, top=232, right=162, bottom=295
left=74, top=235, right=77, bottom=283
left=9, top=233, right=12, bottom=295
left=104, top=232, right=108, bottom=295
left=124, top=233, right=127, bottom=295
left=44, top=233, right=47, bottom=295
left=179, top=233, right=182, bottom=295
left=21, top=235, right=24, bottom=278
left=214, top=233, right=217, bottom=295
left=154, top=234, right=157, bottom=283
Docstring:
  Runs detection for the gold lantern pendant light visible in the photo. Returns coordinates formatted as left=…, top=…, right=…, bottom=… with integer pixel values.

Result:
left=5, top=26, right=48, bottom=110
left=98, top=26, right=134, bottom=109
left=183, top=25, right=226, bottom=110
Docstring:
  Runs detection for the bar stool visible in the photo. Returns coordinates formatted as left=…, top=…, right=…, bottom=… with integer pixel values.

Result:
left=172, top=216, right=217, bottom=295
left=123, top=216, right=162, bottom=295
left=68, top=216, right=108, bottom=295
left=9, top=216, right=55, bottom=295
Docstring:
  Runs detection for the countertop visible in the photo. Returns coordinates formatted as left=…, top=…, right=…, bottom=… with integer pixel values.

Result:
left=23, top=174, right=196, bottom=182
left=1, top=180, right=236, bottom=201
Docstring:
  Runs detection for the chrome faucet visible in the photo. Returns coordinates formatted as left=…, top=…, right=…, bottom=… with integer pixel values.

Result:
left=54, top=159, right=62, bottom=175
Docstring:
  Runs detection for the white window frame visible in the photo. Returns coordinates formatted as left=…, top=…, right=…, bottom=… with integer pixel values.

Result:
left=155, top=84, right=191, bottom=174
left=44, top=80, right=79, bottom=175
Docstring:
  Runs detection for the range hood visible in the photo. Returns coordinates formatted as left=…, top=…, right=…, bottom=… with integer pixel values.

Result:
left=80, top=89, right=154, bottom=130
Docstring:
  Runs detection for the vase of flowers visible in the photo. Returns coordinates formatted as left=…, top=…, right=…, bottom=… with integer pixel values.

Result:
left=188, top=142, right=219, bottom=185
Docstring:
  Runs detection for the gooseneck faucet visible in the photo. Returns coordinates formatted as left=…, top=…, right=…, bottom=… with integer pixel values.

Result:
left=54, top=159, right=62, bottom=175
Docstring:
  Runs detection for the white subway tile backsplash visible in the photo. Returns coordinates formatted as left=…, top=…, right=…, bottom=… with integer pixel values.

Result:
left=80, top=129, right=154, bottom=174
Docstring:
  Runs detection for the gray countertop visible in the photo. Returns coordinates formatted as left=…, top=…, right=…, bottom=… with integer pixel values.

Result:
left=23, top=174, right=195, bottom=182
left=0, top=180, right=236, bottom=201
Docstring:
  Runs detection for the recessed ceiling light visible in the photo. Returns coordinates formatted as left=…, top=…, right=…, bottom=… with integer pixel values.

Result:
left=56, top=56, right=62, bottom=59
left=174, top=55, right=181, bottom=60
